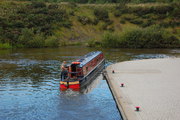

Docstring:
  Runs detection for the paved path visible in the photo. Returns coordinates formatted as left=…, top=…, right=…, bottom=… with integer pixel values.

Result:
left=104, top=58, right=180, bottom=120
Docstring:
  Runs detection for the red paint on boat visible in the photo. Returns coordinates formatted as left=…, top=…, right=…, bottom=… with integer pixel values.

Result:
left=60, top=84, right=68, bottom=91
left=69, top=84, right=80, bottom=91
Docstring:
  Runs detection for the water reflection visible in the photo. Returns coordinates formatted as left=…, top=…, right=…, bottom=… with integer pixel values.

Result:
left=80, top=74, right=102, bottom=94
left=0, top=47, right=180, bottom=120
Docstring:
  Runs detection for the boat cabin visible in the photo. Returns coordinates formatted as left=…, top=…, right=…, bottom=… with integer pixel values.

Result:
left=64, top=51, right=104, bottom=81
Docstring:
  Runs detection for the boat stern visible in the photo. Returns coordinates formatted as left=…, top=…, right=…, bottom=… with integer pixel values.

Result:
left=60, top=81, right=80, bottom=91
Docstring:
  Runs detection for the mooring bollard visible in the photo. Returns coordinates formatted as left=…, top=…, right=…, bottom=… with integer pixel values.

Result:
left=112, top=70, right=115, bottom=73
left=135, top=106, right=140, bottom=111
left=121, top=83, right=124, bottom=87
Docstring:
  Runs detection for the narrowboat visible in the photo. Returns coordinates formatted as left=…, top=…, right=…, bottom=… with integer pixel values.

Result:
left=60, top=51, right=105, bottom=91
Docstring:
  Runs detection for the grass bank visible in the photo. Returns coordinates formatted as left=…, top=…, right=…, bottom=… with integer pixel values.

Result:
left=0, top=1, right=179, bottom=48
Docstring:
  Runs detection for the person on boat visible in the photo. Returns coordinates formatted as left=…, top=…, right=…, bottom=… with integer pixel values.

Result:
left=61, top=61, right=68, bottom=81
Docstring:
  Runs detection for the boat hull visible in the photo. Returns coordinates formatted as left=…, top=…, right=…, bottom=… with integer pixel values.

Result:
left=60, top=81, right=80, bottom=91
left=80, top=59, right=105, bottom=89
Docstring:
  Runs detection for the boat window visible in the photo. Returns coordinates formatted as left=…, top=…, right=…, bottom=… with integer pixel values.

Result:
left=86, top=67, right=88, bottom=71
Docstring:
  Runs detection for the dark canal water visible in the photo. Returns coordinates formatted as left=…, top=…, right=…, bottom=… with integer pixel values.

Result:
left=0, top=47, right=180, bottom=120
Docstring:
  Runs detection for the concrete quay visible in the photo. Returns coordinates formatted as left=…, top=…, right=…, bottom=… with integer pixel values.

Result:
left=103, top=58, right=180, bottom=120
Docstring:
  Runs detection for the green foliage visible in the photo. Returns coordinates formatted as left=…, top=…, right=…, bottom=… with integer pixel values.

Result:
left=100, top=21, right=114, bottom=31
left=120, top=19, right=126, bottom=24
left=114, top=10, right=122, bottom=17
left=48, top=4, right=59, bottom=9
left=18, top=28, right=45, bottom=48
left=114, top=4, right=128, bottom=17
left=0, top=1, right=70, bottom=48
left=94, top=8, right=109, bottom=21
left=86, top=39, right=101, bottom=47
left=129, top=18, right=143, bottom=25
left=28, top=34, right=45, bottom=48
left=171, top=2, right=180, bottom=19
left=130, top=5, right=173, bottom=16
left=45, top=36, right=59, bottom=47
left=140, top=19, right=154, bottom=27
left=18, top=28, right=34, bottom=46
left=0, top=1, right=179, bottom=49
left=30, top=1, right=46, bottom=8
left=121, top=14, right=137, bottom=21
left=101, top=25, right=180, bottom=48
left=101, top=32, right=120, bottom=47
left=69, top=10, right=75, bottom=16
left=77, top=16, right=93, bottom=25
left=0, top=43, right=12, bottom=49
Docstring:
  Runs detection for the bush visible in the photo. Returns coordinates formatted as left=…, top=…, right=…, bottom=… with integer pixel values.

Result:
left=69, top=10, right=75, bottom=16
left=45, top=36, right=59, bottom=47
left=0, top=43, right=12, bottom=49
left=60, top=21, right=72, bottom=28
left=171, top=2, right=180, bottom=19
left=0, top=1, right=71, bottom=48
left=104, top=19, right=113, bottom=25
left=131, top=5, right=174, bottom=16
left=100, top=25, right=180, bottom=48
left=18, top=28, right=45, bottom=48
left=27, top=34, right=44, bottom=48
left=129, top=18, right=143, bottom=25
left=48, top=4, right=58, bottom=9
left=18, top=28, right=34, bottom=46
left=86, top=39, right=101, bottom=47
left=115, top=4, right=128, bottom=13
left=120, top=19, right=126, bottom=24
left=101, top=32, right=120, bottom=48
left=92, top=18, right=99, bottom=25
left=122, top=14, right=137, bottom=21
left=94, top=8, right=109, bottom=21
left=140, top=19, right=154, bottom=28
left=153, top=5, right=173, bottom=14
left=141, top=14, right=159, bottom=20
left=124, top=25, right=179, bottom=48
left=77, top=16, right=92, bottom=25
left=114, top=10, right=122, bottom=17
left=100, top=20, right=114, bottom=31
left=31, top=2, right=46, bottom=9
left=107, top=26, right=115, bottom=32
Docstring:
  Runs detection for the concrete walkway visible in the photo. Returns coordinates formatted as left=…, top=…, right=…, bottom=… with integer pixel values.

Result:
left=104, top=58, right=180, bottom=120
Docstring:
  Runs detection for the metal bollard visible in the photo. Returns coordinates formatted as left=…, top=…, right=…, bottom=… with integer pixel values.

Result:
left=135, top=106, right=140, bottom=111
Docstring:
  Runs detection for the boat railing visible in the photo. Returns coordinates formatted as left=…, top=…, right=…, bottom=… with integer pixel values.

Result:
left=61, top=71, right=83, bottom=81
left=68, top=71, right=80, bottom=74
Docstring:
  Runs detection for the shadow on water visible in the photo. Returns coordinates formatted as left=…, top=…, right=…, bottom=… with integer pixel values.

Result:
left=0, top=47, right=180, bottom=120
left=80, top=75, right=102, bottom=94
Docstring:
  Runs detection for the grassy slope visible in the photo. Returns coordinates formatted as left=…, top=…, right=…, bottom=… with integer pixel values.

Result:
left=55, top=4, right=130, bottom=44
left=0, top=0, right=179, bottom=47
left=54, top=3, right=180, bottom=45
